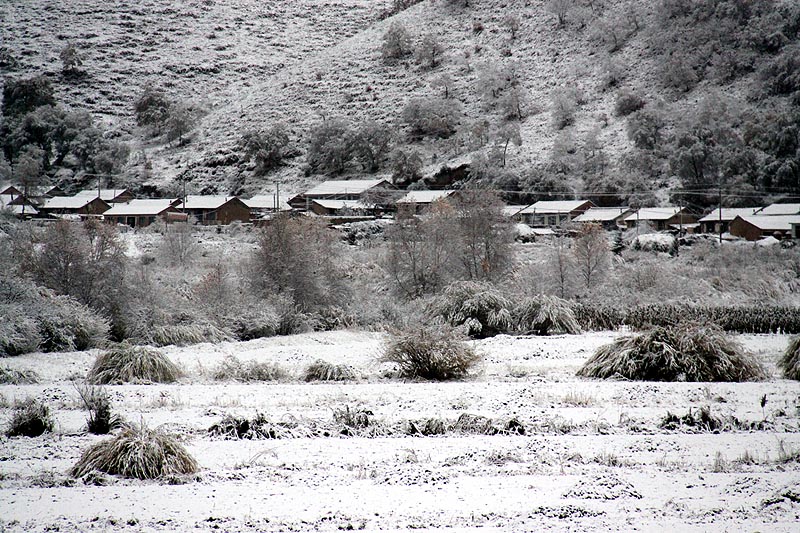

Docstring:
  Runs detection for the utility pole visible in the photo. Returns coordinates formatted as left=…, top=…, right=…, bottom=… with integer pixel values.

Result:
left=275, top=181, right=280, bottom=211
left=718, top=185, right=723, bottom=245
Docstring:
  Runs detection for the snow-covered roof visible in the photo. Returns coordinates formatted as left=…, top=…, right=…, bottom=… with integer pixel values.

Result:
left=179, top=195, right=240, bottom=210
left=624, top=207, right=682, bottom=221
left=573, top=207, right=631, bottom=222
left=520, top=200, right=593, bottom=214
left=735, top=215, right=800, bottom=231
left=243, top=194, right=292, bottom=210
left=756, top=203, right=800, bottom=216
left=503, top=205, right=527, bottom=217
left=104, top=199, right=178, bottom=217
left=41, top=195, right=102, bottom=210
left=0, top=183, right=21, bottom=195
left=698, top=207, right=762, bottom=223
left=396, top=190, right=456, bottom=204
left=303, top=179, right=388, bottom=197
left=311, top=199, right=369, bottom=210
left=76, top=188, right=130, bottom=201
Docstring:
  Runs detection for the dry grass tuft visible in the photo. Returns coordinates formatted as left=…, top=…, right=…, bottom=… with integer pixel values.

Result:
left=0, top=367, right=39, bottom=384
left=303, top=359, right=356, bottom=382
left=515, top=295, right=581, bottom=335
left=779, top=336, right=800, bottom=380
left=213, top=356, right=287, bottom=382
left=87, top=343, right=183, bottom=384
left=6, top=397, right=55, bottom=437
left=74, top=383, right=122, bottom=435
left=70, top=423, right=198, bottom=480
left=577, top=324, right=768, bottom=382
left=381, top=327, right=481, bottom=381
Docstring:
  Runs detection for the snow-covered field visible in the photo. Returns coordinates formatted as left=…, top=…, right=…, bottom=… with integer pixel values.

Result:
left=1, top=331, right=799, bottom=531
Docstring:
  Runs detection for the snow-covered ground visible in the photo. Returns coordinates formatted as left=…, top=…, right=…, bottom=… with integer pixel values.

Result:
left=1, top=331, right=798, bottom=531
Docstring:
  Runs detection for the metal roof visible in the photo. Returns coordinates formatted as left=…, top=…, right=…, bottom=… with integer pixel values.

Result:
left=573, top=207, right=631, bottom=222
left=735, top=215, right=800, bottom=231
left=623, top=207, right=682, bottom=221
left=756, top=203, right=800, bottom=216
left=104, top=199, right=178, bottom=216
left=179, top=195, right=239, bottom=210
left=698, top=207, right=761, bottom=223
left=519, top=200, right=593, bottom=214
left=303, top=179, right=388, bottom=197
left=397, top=190, right=456, bottom=204
left=41, top=195, right=101, bottom=210
left=76, top=188, right=130, bottom=201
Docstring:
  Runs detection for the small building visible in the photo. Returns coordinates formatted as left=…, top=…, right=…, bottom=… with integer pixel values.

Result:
left=0, top=194, right=38, bottom=218
left=516, top=200, right=595, bottom=227
left=76, top=188, right=135, bottom=204
left=308, top=199, right=372, bottom=217
left=104, top=199, right=184, bottom=228
left=755, top=203, right=800, bottom=216
left=243, top=193, right=293, bottom=219
left=698, top=207, right=762, bottom=235
left=39, top=195, right=110, bottom=217
left=624, top=207, right=696, bottom=231
left=729, top=215, right=800, bottom=241
left=395, top=190, right=457, bottom=214
left=0, top=183, right=22, bottom=198
left=572, top=207, right=633, bottom=230
left=289, top=179, right=394, bottom=210
left=502, top=205, right=528, bottom=221
left=178, top=195, right=251, bottom=225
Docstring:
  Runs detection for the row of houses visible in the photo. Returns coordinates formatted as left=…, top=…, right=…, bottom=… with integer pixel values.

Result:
left=3, top=180, right=800, bottom=241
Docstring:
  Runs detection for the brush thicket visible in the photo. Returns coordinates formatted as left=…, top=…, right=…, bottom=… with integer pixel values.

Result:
left=515, top=294, right=581, bottom=335
left=381, top=326, right=480, bottom=380
left=303, top=359, right=356, bottom=382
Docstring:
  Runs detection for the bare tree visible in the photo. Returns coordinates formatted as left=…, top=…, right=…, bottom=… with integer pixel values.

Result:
left=547, top=0, right=575, bottom=27
left=572, top=223, right=610, bottom=290
left=548, top=237, right=575, bottom=299
left=414, top=33, right=445, bottom=69
left=381, top=22, right=412, bottom=62
left=450, top=190, right=513, bottom=281
left=159, top=222, right=197, bottom=266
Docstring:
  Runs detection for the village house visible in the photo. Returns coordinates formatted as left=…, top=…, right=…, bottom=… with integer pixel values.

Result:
left=697, top=207, right=762, bottom=235
left=76, top=188, right=134, bottom=204
left=395, top=190, right=457, bottom=214
left=244, top=193, right=293, bottom=220
left=178, top=195, right=251, bottom=225
left=572, top=207, right=633, bottom=230
left=516, top=200, right=595, bottom=227
left=39, top=195, right=110, bottom=217
left=623, top=207, right=697, bottom=231
left=104, top=199, right=184, bottom=228
left=288, top=179, right=394, bottom=210
left=26, top=185, right=66, bottom=205
left=0, top=183, right=22, bottom=198
left=729, top=215, right=800, bottom=241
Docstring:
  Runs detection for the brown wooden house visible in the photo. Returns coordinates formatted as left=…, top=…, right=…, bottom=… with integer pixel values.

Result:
left=729, top=215, right=800, bottom=241
left=76, top=188, right=134, bottom=204
left=624, top=207, right=697, bottom=231
left=104, top=199, right=184, bottom=228
left=178, top=195, right=251, bottom=225
left=289, top=179, right=394, bottom=210
left=698, top=207, right=762, bottom=235
left=516, top=200, right=595, bottom=227
left=572, top=207, right=633, bottom=230
left=40, top=195, right=110, bottom=217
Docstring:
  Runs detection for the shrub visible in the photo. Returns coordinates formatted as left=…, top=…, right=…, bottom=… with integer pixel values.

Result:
left=614, top=90, right=646, bottom=116
left=780, top=337, right=800, bottom=380
left=0, top=367, right=40, bottom=384
left=381, top=326, right=481, bottom=380
left=514, top=294, right=581, bottom=335
left=0, top=305, right=41, bottom=356
left=125, top=309, right=232, bottom=346
left=213, top=356, right=287, bottom=382
left=208, top=413, right=312, bottom=439
left=74, top=383, right=121, bottom=435
left=87, top=343, right=183, bottom=385
left=69, top=423, right=198, bottom=480
left=428, top=281, right=512, bottom=338
left=229, top=309, right=279, bottom=341
left=6, top=398, right=54, bottom=437
left=401, top=97, right=461, bottom=138
left=577, top=324, right=768, bottom=382
left=303, top=359, right=356, bottom=382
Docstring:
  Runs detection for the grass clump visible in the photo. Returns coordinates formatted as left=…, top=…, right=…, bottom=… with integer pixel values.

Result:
left=577, top=324, right=768, bottom=382
left=428, top=281, right=512, bottom=338
left=515, top=294, right=581, bottom=335
left=74, top=383, right=122, bottom=434
left=87, top=343, right=183, bottom=385
left=0, top=367, right=40, bottom=384
left=303, top=359, right=356, bottom=382
left=381, top=326, right=481, bottom=380
left=779, top=337, right=800, bottom=380
left=213, top=356, right=287, bottom=382
left=70, top=423, right=198, bottom=480
left=6, top=397, right=54, bottom=437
